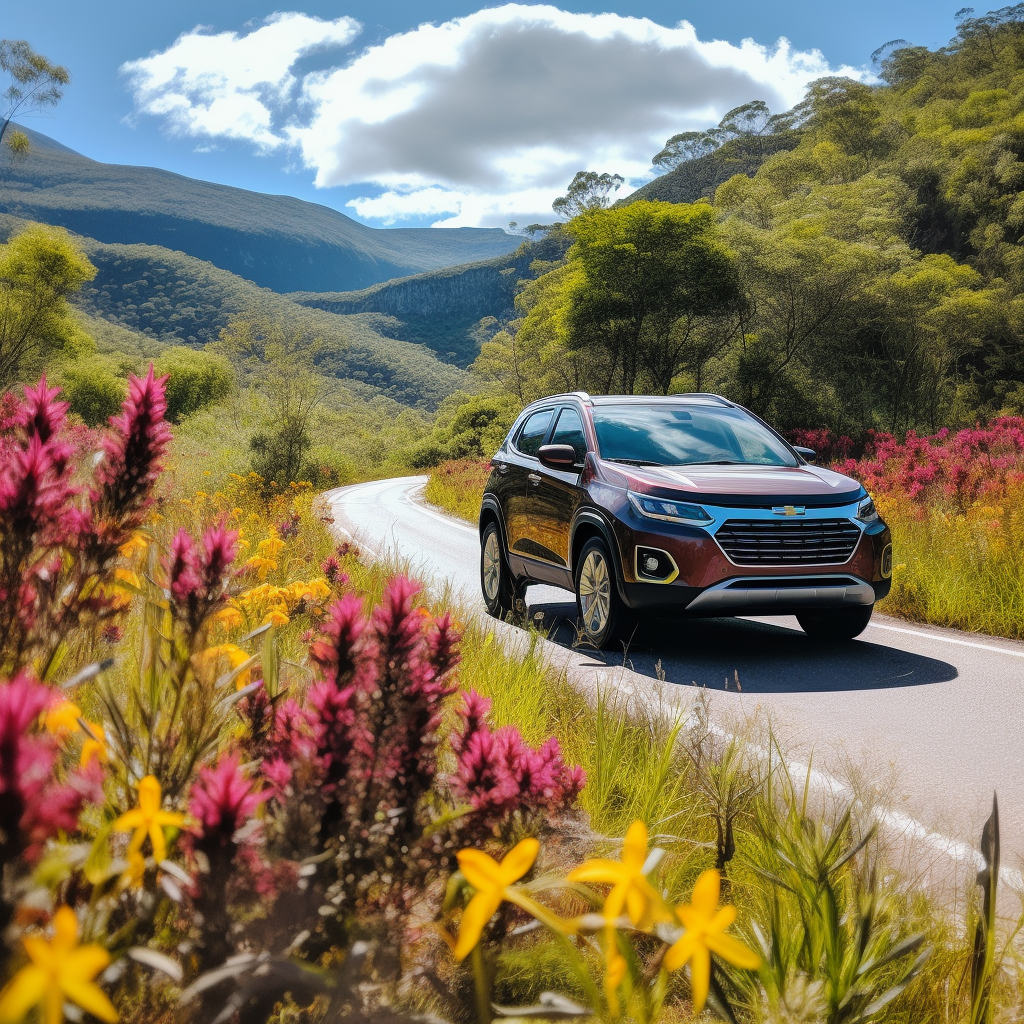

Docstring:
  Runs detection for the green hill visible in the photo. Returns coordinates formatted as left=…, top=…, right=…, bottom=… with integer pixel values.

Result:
left=0, top=214, right=465, bottom=408
left=0, top=127, right=520, bottom=294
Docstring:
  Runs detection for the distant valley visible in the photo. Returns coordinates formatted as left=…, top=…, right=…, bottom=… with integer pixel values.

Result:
left=0, top=128, right=520, bottom=294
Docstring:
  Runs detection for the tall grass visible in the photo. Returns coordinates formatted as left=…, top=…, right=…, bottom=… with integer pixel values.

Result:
left=424, top=459, right=490, bottom=521
left=881, top=496, right=1024, bottom=638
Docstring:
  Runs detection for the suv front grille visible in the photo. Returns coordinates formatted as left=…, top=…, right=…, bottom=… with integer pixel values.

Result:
left=715, top=519, right=860, bottom=565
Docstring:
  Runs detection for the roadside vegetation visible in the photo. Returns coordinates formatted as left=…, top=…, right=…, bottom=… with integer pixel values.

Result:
left=1, top=366, right=1022, bottom=1024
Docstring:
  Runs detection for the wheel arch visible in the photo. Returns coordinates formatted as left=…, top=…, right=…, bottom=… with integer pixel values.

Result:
left=570, top=510, right=627, bottom=597
left=479, top=495, right=506, bottom=545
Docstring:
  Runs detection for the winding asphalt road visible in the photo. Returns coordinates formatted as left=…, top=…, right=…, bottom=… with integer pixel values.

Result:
left=325, top=476, right=1024, bottom=879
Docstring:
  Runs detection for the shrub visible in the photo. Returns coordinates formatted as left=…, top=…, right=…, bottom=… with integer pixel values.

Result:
left=153, top=345, right=234, bottom=422
left=411, top=392, right=520, bottom=467
left=53, top=353, right=127, bottom=426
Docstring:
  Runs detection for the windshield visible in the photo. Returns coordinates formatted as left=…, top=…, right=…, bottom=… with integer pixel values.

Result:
left=592, top=404, right=798, bottom=467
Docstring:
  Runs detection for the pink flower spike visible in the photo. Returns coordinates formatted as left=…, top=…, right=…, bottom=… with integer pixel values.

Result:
left=165, top=529, right=203, bottom=607
left=189, top=753, right=267, bottom=841
left=18, top=375, right=68, bottom=445
left=201, top=520, right=239, bottom=589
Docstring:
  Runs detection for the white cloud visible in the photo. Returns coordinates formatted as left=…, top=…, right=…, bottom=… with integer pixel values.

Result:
left=121, top=12, right=360, bottom=149
left=124, top=5, right=867, bottom=225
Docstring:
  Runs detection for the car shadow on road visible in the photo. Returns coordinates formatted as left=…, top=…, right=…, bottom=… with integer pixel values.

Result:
left=522, top=594, right=959, bottom=693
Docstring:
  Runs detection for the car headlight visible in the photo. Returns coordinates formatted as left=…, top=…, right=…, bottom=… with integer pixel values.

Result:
left=857, top=496, right=878, bottom=523
left=628, top=491, right=714, bottom=525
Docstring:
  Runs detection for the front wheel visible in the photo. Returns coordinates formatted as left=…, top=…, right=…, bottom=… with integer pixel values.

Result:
left=481, top=522, right=517, bottom=620
left=575, top=538, right=635, bottom=649
left=796, top=605, right=873, bottom=641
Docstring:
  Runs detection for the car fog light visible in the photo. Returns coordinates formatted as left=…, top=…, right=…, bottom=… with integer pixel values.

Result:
left=636, top=546, right=678, bottom=583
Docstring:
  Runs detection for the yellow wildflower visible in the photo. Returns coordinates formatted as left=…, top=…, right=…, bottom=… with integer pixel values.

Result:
left=195, top=643, right=252, bottom=688
left=0, top=906, right=117, bottom=1024
left=110, top=568, right=141, bottom=610
left=42, top=700, right=83, bottom=739
left=113, top=776, right=185, bottom=864
left=118, top=851, right=147, bottom=891
left=80, top=722, right=108, bottom=767
left=664, top=868, right=760, bottom=1014
left=212, top=603, right=244, bottom=630
left=567, top=820, right=668, bottom=928
left=454, top=838, right=539, bottom=960
left=118, top=532, right=148, bottom=559
left=604, top=942, right=628, bottom=1015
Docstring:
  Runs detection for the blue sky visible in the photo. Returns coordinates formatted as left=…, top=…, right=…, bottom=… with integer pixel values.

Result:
left=5, top=2, right=964, bottom=228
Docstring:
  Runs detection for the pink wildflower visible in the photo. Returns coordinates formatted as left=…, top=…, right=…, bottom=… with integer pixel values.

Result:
left=189, top=753, right=267, bottom=843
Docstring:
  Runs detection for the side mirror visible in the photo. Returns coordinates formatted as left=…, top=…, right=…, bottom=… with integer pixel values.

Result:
left=794, top=446, right=817, bottom=463
left=538, top=443, right=580, bottom=469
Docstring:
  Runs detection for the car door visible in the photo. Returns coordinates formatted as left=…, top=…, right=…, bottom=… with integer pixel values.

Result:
left=502, top=407, right=555, bottom=564
left=519, top=405, right=589, bottom=579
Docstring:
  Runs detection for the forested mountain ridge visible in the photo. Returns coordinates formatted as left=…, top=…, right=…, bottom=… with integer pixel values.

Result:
left=0, top=127, right=520, bottom=293
left=469, top=8, right=1024, bottom=438
left=290, top=230, right=572, bottom=366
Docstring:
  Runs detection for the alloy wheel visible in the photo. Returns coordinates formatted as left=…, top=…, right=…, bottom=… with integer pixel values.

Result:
left=482, top=528, right=502, bottom=602
left=579, top=549, right=611, bottom=635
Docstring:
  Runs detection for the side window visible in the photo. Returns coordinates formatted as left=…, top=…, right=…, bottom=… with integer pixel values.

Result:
left=551, top=407, right=587, bottom=463
left=515, top=409, right=553, bottom=457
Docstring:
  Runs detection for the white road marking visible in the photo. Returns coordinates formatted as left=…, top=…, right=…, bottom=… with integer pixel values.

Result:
left=405, top=484, right=477, bottom=533
left=867, top=621, right=1024, bottom=658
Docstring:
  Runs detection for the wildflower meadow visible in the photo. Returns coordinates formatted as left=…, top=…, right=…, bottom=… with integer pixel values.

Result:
left=1, top=370, right=1022, bottom=1023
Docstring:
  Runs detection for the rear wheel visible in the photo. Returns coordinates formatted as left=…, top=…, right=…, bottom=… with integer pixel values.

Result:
left=481, top=522, right=517, bottom=620
left=796, top=605, right=873, bottom=641
left=575, top=538, right=635, bottom=649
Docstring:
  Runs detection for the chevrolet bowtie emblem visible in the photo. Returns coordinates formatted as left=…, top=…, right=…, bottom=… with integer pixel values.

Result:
left=772, top=505, right=805, bottom=516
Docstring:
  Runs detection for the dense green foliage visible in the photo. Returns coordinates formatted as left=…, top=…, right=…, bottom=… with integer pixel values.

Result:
left=0, top=222, right=95, bottom=386
left=0, top=126, right=519, bottom=293
left=152, top=346, right=233, bottom=422
left=473, top=10, right=1024, bottom=437
left=409, top=391, right=520, bottom=466
left=52, top=352, right=126, bottom=425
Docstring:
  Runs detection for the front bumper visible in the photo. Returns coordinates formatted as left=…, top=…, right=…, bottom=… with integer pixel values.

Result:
left=606, top=496, right=892, bottom=615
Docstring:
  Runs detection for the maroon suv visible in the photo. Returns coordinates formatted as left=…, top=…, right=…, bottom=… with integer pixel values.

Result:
left=478, top=393, right=892, bottom=646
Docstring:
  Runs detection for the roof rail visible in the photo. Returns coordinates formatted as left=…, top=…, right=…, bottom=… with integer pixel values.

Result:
left=670, top=392, right=734, bottom=406
left=568, top=390, right=592, bottom=403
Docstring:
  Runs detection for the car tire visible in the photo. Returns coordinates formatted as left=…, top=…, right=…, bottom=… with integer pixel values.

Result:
left=796, top=605, right=874, bottom=641
left=481, top=522, right=517, bottom=620
left=574, top=537, right=636, bottom=649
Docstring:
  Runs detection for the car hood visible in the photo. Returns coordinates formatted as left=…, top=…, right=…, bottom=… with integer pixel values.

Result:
left=606, top=461, right=864, bottom=507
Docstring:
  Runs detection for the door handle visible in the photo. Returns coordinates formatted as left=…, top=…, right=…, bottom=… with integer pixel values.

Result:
left=495, top=462, right=508, bottom=474
left=528, top=473, right=542, bottom=485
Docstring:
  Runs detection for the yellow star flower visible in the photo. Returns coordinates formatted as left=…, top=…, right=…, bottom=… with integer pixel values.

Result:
left=664, top=868, right=760, bottom=1014
left=113, top=776, right=185, bottom=864
left=80, top=722, right=108, bottom=767
left=42, top=700, right=83, bottom=739
left=0, top=906, right=117, bottom=1024
left=567, top=820, right=669, bottom=928
left=454, top=838, right=548, bottom=960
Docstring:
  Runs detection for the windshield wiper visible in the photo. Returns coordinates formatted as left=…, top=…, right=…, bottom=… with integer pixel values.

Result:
left=605, top=458, right=666, bottom=467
